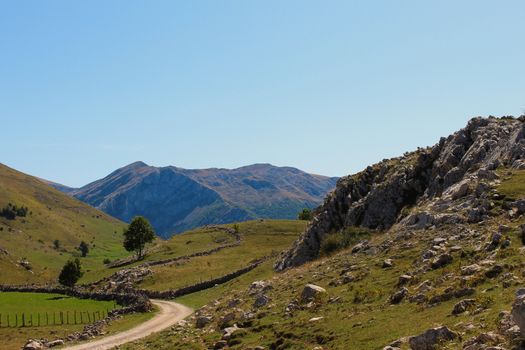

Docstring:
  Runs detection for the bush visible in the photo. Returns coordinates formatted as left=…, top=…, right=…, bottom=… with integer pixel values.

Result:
left=297, top=208, right=313, bottom=220
left=78, top=241, right=89, bottom=257
left=0, top=203, right=28, bottom=220
left=319, top=227, right=371, bottom=256
left=103, top=258, right=111, bottom=264
left=58, top=259, right=83, bottom=287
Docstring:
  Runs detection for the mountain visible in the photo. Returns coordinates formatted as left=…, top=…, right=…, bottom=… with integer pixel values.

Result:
left=0, top=163, right=127, bottom=284
left=53, top=163, right=337, bottom=238
left=275, top=116, right=525, bottom=270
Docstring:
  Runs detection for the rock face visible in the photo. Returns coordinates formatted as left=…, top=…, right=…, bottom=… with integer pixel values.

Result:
left=275, top=117, right=525, bottom=270
left=408, top=326, right=456, bottom=350
left=55, top=162, right=337, bottom=238
left=511, top=289, right=525, bottom=337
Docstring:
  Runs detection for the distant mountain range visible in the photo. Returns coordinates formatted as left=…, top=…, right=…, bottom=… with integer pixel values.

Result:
left=50, top=162, right=338, bottom=238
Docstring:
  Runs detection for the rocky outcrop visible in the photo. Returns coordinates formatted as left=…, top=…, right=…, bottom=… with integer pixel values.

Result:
left=275, top=117, right=525, bottom=270
left=408, top=326, right=457, bottom=350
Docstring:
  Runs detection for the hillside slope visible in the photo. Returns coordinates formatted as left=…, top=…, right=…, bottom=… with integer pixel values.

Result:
left=55, top=162, right=336, bottom=238
left=276, top=116, right=525, bottom=270
left=0, top=163, right=127, bottom=284
left=116, top=116, right=525, bottom=350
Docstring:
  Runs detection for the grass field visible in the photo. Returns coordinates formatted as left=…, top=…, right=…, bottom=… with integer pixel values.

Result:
left=137, top=220, right=306, bottom=292
left=0, top=292, right=152, bottom=350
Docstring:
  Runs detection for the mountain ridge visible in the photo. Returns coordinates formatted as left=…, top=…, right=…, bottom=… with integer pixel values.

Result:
left=50, top=163, right=338, bottom=238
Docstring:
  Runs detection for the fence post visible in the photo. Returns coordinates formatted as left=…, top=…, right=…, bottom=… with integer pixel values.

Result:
left=53, top=312, right=56, bottom=325
left=67, top=311, right=69, bottom=325
left=60, top=311, right=63, bottom=325
left=46, top=312, right=49, bottom=326
left=22, top=313, right=25, bottom=327
left=30, top=314, right=32, bottom=327
left=38, top=313, right=40, bottom=327
left=80, top=312, right=83, bottom=324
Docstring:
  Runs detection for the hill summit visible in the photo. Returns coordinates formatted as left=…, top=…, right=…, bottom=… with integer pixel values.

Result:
left=276, top=116, right=525, bottom=270
left=53, top=163, right=337, bottom=238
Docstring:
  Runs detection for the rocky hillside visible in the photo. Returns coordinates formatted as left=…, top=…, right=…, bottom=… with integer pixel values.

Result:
left=54, top=163, right=337, bottom=238
left=276, top=116, right=525, bottom=270
left=117, top=116, right=525, bottom=350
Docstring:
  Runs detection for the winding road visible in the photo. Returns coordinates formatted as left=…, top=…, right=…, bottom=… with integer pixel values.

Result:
left=63, top=300, right=193, bottom=350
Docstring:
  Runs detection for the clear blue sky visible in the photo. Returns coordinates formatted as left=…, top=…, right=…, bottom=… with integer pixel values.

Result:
left=1, top=1, right=524, bottom=187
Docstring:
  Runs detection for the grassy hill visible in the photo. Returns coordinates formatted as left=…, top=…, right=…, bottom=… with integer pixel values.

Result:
left=0, top=163, right=128, bottom=284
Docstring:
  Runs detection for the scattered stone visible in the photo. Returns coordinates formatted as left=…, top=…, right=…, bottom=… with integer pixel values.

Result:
left=301, top=284, right=327, bottom=302
left=222, top=324, right=241, bottom=340
left=248, top=281, right=273, bottom=295
left=45, top=340, right=65, bottom=348
left=452, top=299, right=475, bottom=315
left=408, top=326, right=456, bottom=350
left=196, top=316, right=212, bottom=328
left=431, top=253, right=453, bottom=269
left=398, top=274, right=412, bottom=285
left=309, top=316, right=324, bottom=322
left=23, top=340, right=43, bottom=350
left=382, top=259, right=393, bottom=268
left=213, top=340, right=228, bottom=349
left=461, top=264, right=482, bottom=276
left=254, top=294, right=270, bottom=308
left=390, top=287, right=408, bottom=304
left=485, top=265, right=504, bottom=278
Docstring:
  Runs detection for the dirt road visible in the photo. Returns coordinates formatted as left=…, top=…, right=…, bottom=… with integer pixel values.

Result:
left=63, top=300, right=193, bottom=350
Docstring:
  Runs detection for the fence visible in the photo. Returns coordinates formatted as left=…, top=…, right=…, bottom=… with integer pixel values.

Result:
left=0, top=309, right=111, bottom=328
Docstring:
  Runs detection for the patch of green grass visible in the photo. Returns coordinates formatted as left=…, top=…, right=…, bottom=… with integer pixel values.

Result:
left=496, top=168, right=525, bottom=200
left=0, top=292, right=134, bottom=350
left=138, top=220, right=305, bottom=292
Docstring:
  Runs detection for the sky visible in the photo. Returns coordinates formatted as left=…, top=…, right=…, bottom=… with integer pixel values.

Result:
left=1, top=1, right=524, bottom=187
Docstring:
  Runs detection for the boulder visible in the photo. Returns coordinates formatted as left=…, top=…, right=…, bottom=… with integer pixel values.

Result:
left=301, top=284, right=327, bottom=302
left=382, top=259, right=393, bottom=268
left=485, top=264, right=504, bottom=279
left=45, top=340, right=65, bottom=348
left=196, top=315, right=212, bottom=328
left=398, top=274, right=412, bottom=285
left=254, top=295, right=270, bottom=308
left=461, top=264, right=482, bottom=276
left=431, top=253, right=453, bottom=269
left=222, top=324, right=241, bottom=340
left=23, top=340, right=43, bottom=350
left=390, top=287, right=408, bottom=304
left=512, top=290, right=525, bottom=337
left=408, top=326, right=456, bottom=350
left=451, top=299, right=475, bottom=315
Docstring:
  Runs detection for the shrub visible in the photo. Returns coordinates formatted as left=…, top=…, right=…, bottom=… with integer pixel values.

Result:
left=78, top=241, right=89, bottom=257
left=0, top=203, right=28, bottom=220
left=319, top=226, right=371, bottom=256
left=298, top=208, right=313, bottom=220
left=103, top=258, right=111, bottom=264
left=58, top=259, right=83, bottom=287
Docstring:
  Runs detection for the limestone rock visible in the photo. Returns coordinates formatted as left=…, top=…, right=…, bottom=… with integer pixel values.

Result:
left=408, top=326, right=456, bottom=350
left=431, top=253, right=453, bottom=269
left=301, top=284, right=327, bottom=302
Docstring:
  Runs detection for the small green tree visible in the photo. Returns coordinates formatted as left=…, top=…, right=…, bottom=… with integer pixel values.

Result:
left=78, top=241, right=89, bottom=257
left=58, top=259, right=83, bottom=287
left=123, top=216, right=156, bottom=260
left=298, top=208, right=313, bottom=220
left=53, top=239, right=61, bottom=250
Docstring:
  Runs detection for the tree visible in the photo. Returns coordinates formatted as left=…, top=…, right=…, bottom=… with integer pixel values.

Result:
left=298, top=208, right=313, bottom=221
left=123, top=216, right=156, bottom=260
left=53, top=239, right=61, bottom=250
left=58, top=259, right=83, bottom=287
left=78, top=241, right=89, bottom=257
